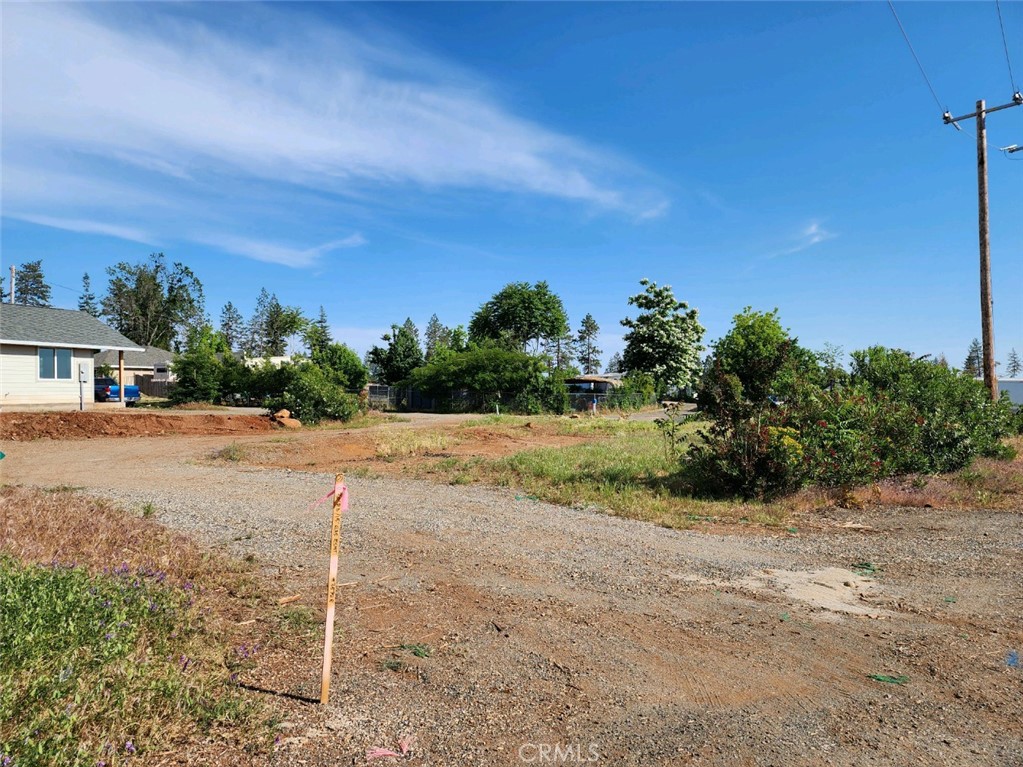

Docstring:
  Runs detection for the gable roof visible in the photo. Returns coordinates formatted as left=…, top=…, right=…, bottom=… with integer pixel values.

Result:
left=0, top=304, right=144, bottom=352
left=95, top=346, right=175, bottom=369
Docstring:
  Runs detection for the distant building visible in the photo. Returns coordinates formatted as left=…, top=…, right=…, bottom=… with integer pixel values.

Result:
left=0, top=304, right=142, bottom=409
left=95, top=346, right=176, bottom=386
left=564, top=374, right=623, bottom=396
left=999, top=378, right=1023, bottom=406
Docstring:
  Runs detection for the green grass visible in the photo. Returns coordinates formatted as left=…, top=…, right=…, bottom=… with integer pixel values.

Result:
left=424, top=420, right=783, bottom=529
left=457, top=413, right=653, bottom=437
left=0, top=557, right=262, bottom=765
left=277, top=604, right=317, bottom=633
left=400, top=642, right=432, bottom=658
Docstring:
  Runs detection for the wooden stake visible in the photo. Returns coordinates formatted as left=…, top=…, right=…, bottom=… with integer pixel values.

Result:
left=320, top=473, right=345, bottom=705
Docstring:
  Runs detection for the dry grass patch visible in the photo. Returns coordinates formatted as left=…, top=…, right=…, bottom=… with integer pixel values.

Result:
left=844, top=436, right=1023, bottom=511
left=375, top=430, right=458, bottom=460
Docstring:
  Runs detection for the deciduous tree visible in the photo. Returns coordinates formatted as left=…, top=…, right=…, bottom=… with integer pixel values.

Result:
left=468, top=281, right=568, bottom=354
left=620, top=279, right=704, bottom=393
left=102, top=253, right=204, bottom=350
left=314, top=342, right=368, bottom=391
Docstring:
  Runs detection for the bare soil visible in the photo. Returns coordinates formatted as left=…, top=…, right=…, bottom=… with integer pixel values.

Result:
left=0, top=411, right=275, bottom=440
left=1, top=419, right=1021, bottom=767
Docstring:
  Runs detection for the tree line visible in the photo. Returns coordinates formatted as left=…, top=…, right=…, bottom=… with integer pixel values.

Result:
left=10, top=256, right=1023, bottom=419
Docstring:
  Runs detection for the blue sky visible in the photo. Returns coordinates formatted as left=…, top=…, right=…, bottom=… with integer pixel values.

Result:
left=2, top=2, right=1021, bottom=367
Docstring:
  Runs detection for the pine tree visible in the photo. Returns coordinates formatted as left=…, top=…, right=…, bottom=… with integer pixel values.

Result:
left=367, top=318, right=424, bottom=384
left=576, top=313, right=602, bottom=374
left=15, top=260, right=52, bottom=307
left=1006, top=348, right=1022, bottom=378
left=963, top=338, right=983, bottom=378
left=606, top=351, right=624, bottom=374
left=543, top=328, right=577, bottom=372
left=424, top=314, right=453, bottom=360
left=78, top=273, right=99, bottom=316
left=244, top=289, right=304, bottom=357
left=303, top=306, right=333, bottom=357
left=219, top=301, right=244, bottom=352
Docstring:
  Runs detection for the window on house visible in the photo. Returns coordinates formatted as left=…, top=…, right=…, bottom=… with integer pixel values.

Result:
left=38, top=348, right=73, bottom=380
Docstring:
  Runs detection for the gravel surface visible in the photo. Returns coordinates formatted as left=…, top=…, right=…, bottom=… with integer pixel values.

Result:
left=3, top=434, right=1022, bottom=766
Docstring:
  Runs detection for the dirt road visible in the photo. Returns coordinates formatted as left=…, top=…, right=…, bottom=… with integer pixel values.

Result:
left=2, top=431, right=1021, bottom=766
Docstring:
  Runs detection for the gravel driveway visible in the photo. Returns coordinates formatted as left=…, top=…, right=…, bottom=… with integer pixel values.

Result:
left=3, top=434, right=1021, bottom=766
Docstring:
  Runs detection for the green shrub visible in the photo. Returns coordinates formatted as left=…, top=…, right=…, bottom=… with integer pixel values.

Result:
left=513, top=368, right=571, bottom=415
left=171, top=326, right=229, bottom=404
left=605, top=371, right=657, bottom=411
left=687, top=312, right=1017, bottom=499
left=312, top=342, right=368, bottom=391
left=264, top=363, right=360, bottom=424
left=409, top=344, right=545, bottom=412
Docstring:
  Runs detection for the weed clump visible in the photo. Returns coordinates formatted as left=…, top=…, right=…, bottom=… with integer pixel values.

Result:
left=0, top=558, right=257, bottom=765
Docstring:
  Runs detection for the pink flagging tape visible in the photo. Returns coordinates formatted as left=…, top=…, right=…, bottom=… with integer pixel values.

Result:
left=365, top=748, right=402, bottom=761
left=366, top=734, right=416, bottom=761
left=310, top=478, right=349, bottom=512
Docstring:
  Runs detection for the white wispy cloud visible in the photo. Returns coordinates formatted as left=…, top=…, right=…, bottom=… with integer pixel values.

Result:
left=197, top=233, right=367, bottom=268
left=6, top=213, right=155, bottom=245
left=1, top=4, right=668, bottom=263
left=768, top=220, right=836, bottom=258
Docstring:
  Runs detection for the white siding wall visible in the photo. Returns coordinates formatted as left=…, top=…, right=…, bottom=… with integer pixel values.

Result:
left=0, top=344, right=95, bottom=407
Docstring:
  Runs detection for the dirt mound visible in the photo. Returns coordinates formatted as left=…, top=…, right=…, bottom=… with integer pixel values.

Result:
left=0, top=411, right=275, bottom=441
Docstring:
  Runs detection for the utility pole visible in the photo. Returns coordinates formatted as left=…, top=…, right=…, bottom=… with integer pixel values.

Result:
left=944, top=91, right=1022, bottom=401
left=9, top=266, right=14, bottom=304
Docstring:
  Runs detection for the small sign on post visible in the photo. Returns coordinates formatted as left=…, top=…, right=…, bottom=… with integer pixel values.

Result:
left=320, top=473, right=347, bottom=705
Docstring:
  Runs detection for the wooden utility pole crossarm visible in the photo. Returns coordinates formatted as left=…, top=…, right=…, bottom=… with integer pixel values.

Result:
left=943, top=91, right=1022, bottom=401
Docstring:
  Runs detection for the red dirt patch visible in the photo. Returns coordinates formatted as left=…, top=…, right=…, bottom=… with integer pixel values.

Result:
left=0, top=411, right=275, bottom=441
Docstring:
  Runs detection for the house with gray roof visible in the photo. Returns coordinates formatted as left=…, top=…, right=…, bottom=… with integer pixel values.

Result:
left=0, top=303, right=143, bottom=409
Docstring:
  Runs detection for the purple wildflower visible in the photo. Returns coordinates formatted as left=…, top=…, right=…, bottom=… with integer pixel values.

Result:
left=124, top=741, right=136, bottom=755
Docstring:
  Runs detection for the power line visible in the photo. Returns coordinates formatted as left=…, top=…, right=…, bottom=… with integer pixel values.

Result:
left=887, top=0, right=945, bottom=113
left=995, top=0, right=1018, bottom=94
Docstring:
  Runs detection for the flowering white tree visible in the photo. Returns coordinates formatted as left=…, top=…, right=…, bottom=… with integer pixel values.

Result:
left=620, top=279, right=705, bottom=392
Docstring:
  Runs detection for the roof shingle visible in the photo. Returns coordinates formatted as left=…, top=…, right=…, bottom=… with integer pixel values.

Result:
left=0, top=304, right=144, bottom=351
